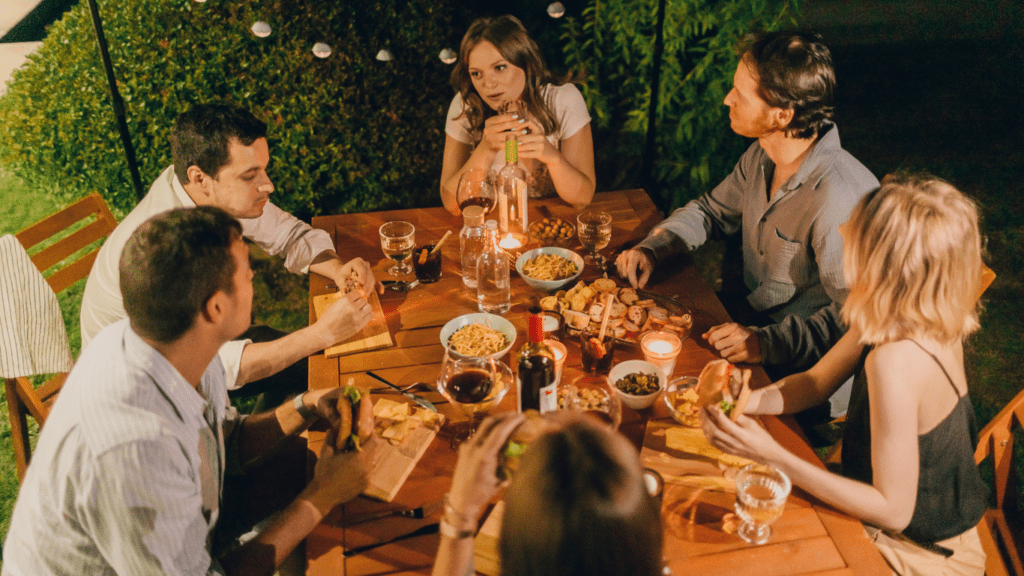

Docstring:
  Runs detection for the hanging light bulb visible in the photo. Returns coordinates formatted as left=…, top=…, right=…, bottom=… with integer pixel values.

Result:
left=547, top=2, right=566, bottom=18
left=193, top=0, right=206, bottom=3
left=251, top=21, right=271, bottom=38
left=313, top=43, right=332, bottom=58
left=439, top=48, right=457, bottom=64
left=376, top=49, right=394, bottom=62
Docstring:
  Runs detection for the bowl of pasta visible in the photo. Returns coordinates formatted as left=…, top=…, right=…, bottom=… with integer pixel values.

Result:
left=515, top=247, right=584, bottom=291
left=440, top=313, right=517, bottom=360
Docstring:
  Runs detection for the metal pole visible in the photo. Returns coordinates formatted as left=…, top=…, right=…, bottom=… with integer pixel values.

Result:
left=640, top=0, right=667, bottom=198
left=86, top=0, right=144, bottom=202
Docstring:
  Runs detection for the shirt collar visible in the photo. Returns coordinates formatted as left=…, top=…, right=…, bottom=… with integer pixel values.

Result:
left=169, top=166, right=198, bottom=209
left=122, top=321, right=212, bottom=424
left=762, top=122, right=841, bottom=192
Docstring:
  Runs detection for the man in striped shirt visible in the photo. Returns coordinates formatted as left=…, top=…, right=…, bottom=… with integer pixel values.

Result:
left=3, top=207, right=379, bottom=575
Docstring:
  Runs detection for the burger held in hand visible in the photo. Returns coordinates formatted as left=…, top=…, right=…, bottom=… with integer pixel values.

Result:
left=697, top=359, right=751, bottom=421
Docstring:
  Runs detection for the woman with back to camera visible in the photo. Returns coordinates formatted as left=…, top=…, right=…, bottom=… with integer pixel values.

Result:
left=432, top=412, right=663, bottom=576
left=440, top=15, right=595, bottom=214
left=702, top=174, right=989, bottom=575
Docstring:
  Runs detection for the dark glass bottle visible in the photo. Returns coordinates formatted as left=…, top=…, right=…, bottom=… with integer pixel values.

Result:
left=517, top=306, right=557, bottom=413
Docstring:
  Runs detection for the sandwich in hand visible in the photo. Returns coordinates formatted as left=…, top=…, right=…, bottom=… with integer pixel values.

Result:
left=696, top=359, right=751, bottom=422
left=496, top=410, right=560, bottom=481
left=336, top=379, right=373, bottom=451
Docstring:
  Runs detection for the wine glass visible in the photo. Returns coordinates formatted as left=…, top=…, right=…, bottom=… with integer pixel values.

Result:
left=379, top=221, right=416, bottom=277
left=436, top=347, right=512, bottom=448
left=456, top=169, right=496, bottom=214
left=577, top=211, right=612, bottom=268
left=734, top=464, right=792, bottom=545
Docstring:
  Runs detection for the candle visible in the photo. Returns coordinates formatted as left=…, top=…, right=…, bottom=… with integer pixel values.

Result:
left=641, top=331, right=682, bottom=378
left=499, top=234, right=522, bottom=250
left=545, top=339, right=568, bottom=385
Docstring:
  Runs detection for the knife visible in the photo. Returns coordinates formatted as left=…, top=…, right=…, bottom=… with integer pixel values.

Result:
left=338, top=499, right=444, bottom=528
left=342, top=523, right=441, bottom=557
left=366, top=371, right=438, bottom=413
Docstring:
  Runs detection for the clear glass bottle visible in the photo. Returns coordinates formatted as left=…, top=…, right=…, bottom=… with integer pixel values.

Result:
left=496, top=134, right=529, bottom=246
left=459, top=205, right=486, bottom=288
left=476, top=220, right=511, bottom=314
left=517, top=306, right=557, bottom=413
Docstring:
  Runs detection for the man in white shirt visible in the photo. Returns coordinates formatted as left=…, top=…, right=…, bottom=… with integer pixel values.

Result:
left=81, top=103, right=379, bottom=401
left=3, top=207, right=379, bottom=575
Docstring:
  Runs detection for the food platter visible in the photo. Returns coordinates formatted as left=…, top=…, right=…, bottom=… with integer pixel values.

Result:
left=538, top=278, right=693, bottom=344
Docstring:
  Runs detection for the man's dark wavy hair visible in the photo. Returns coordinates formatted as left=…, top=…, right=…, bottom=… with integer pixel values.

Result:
left=120, top=207, right=242, bottom=343
left=171, top=103, right=267, bottom=183
left=740, top=31, right=835, bottom=139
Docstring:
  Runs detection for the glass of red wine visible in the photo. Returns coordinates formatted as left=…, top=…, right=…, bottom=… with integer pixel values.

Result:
left=456, top=169, right=496, bottom=214
left=436, top=346, right=512, bottom=448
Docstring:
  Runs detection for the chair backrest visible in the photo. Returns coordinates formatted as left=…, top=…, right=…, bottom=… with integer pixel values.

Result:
left=974, top=387, right=1024, bottom=576
left=4, top=192, right=117, bottom=482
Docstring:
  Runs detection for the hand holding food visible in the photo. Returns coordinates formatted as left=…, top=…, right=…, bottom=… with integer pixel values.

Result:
left=446, top=412, right=526, bottom=524
left=615, top=248, right=656, bottom=289
left=335, top=380, right=374, bottom=451
left=696, top=359, right=751, bottom=421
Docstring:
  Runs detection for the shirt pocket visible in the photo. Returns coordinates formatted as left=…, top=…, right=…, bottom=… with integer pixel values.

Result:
left=765, top=230, right=810, bottom=286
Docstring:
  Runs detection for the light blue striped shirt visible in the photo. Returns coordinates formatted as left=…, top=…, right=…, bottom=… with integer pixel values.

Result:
left=3, top=320, right=244, bottom=575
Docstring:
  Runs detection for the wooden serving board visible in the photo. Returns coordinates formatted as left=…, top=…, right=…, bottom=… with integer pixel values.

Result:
left=312, top=289, right=392, bottom=358
left=364, top=399, right=446, bottom=502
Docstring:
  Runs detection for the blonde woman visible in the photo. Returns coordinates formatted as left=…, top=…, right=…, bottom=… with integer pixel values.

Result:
left=702, top=174, right=988, bottom=575
left=440, top=15, right=595, bottom=213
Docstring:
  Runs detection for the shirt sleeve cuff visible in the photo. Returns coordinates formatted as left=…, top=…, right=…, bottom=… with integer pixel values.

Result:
left=636, top=228, right=688, bottom=264
left=218, top=339, right=252, bottom=390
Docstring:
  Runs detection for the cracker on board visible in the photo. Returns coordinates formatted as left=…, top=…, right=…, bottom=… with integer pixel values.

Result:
left=372, top=398, right=445, bottom=445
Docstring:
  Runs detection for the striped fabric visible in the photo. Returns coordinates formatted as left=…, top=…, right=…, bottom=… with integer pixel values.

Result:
left=0, top=234, right=72, bottom=378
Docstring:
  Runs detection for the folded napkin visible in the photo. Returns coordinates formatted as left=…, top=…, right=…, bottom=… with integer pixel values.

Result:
left=0, top=234, right=72, bottom=378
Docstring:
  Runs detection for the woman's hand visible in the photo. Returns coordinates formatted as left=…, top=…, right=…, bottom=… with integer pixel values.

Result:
left=479, top=113, right=526, bottom=153
left=699, top=406, right=785, bottom=465
left=445, top=412, right=525, bottom=523
left=515, top=120, right=562, bottom=166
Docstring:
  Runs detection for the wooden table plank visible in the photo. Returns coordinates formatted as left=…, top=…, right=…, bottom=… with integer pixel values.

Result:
left=307, top=190, right=889, bottom=576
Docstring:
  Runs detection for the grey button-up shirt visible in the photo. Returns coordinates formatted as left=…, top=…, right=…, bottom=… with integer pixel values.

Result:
left=638, top=124, right=878, bottom=367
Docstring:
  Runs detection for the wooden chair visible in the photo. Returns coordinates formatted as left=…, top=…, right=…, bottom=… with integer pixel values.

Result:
left=3, top=192, right=117, bottom=482
left=974, top=387, right=1024, bottom=576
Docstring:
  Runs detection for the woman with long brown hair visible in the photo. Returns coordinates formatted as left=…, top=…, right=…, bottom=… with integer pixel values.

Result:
left=440, top=15, right=595, bottom=213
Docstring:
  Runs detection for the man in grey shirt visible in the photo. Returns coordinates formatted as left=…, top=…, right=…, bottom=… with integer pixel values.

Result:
left=618, top=31, right=878, bottom=380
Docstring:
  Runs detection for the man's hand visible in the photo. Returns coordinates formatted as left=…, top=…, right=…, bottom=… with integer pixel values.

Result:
left=703, top=323, right=763, bottom=363
left=615, top=248, right=655, bottom=289
left=340, top=257, right=383, bottom=295
left=304, top=428, right=381, bottom=515
left=313, top=290, right=373, bottom=350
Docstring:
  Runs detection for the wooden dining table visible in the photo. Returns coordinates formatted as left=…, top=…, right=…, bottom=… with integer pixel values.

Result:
left=304, top=190, right=890, bottom=576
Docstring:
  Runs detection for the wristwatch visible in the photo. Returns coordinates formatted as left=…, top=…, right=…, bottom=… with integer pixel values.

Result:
left=293, top=392, right=315, bottom=420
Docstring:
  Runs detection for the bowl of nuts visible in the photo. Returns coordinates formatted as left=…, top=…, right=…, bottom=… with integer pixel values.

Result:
left=663, top=376, right=700, bottom=427
left=529, top=217, right=576, bottom=247
left=610, top=360, right=666, bottom=410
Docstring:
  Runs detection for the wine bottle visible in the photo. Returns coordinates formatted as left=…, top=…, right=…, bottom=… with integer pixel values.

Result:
left=517, top=306, right=557, bottom=413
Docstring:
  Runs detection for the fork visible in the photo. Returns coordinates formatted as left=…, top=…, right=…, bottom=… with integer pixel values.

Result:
left=370, top=381, right=438, bottom=395
left=366, top=372, right=438, bottom=413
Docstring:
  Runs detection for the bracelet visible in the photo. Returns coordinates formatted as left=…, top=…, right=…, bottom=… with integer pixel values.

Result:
left=442, top=494, right=480, bottom=531
left=293, top=393, right=315, bottom=420
left=439, top=517, right=476, bottom=540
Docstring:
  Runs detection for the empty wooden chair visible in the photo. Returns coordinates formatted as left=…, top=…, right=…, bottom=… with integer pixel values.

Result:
left=3, top=192, right=116, bottom=482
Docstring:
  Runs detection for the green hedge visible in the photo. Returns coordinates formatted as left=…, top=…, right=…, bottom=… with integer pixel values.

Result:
left=0, top=0, right=469, bottom=219
left=561, top=0, right=801, bottom=210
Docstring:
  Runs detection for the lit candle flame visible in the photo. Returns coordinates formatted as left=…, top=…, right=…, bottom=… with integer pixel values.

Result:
left=645, top=339, right=675, bottom=355
left=498, top=234, right=522, bottom=249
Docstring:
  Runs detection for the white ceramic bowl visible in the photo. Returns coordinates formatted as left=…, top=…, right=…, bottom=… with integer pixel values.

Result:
left=609, top=360, right=666, bottom=410
left=440, top=313, right=517, bottom=360
left=515, top=247, right=584, bottom=292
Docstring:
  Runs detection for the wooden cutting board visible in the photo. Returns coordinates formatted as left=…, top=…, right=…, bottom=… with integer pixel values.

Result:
left=312, top=289, right=392, bottom=357
left=365, top=398, right=445, bottom=502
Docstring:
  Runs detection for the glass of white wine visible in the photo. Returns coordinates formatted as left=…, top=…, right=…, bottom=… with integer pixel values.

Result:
left=734, top=464, right=791, bottom=545
left=577, top=211, right=612, bottom=267
left=379, top=221, right=416, bottom=277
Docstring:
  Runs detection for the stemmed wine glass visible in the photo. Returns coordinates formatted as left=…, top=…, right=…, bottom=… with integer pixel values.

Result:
left=734, top=464, right=792, bottom=545
left=455, top=169, right=496, bottom=214
left=577, top=211, right=612, bottom=268
left=379, top=221, right=416, bottom=277
left=436, top=347, right=512, bottom=449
